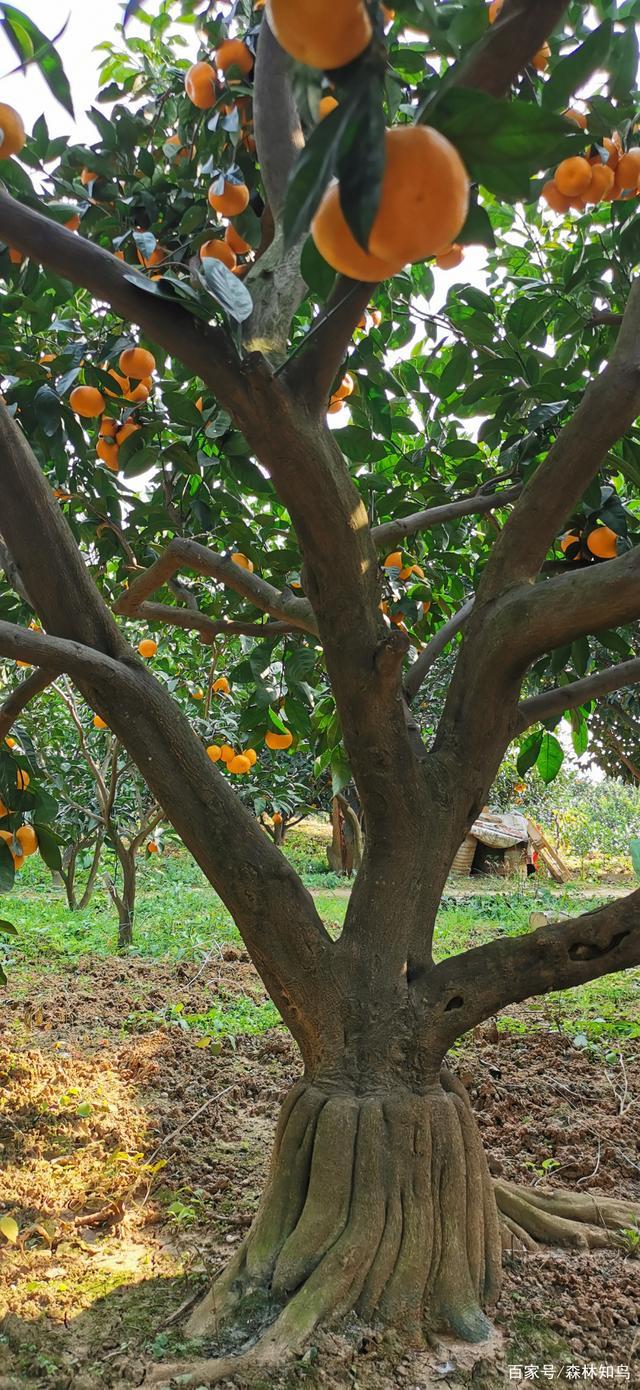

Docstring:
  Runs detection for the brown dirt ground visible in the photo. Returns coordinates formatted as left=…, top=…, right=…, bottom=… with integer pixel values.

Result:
left=0, top=950, right=638, bottom=1390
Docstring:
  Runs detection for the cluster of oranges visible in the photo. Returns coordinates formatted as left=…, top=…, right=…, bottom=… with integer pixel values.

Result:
left=381, top=550, right=431, bottom=630
left=69, top=347, right=156, bottom=474
left=560, top=523, right=621, bottom=562
left=0, top=738, right=37, bottom=870
left=207, top=742, right=258, bottom=775
left=328, top=373, right=354, bottom=414
left=183, top=39, right=256, bottom=277
left=542, top=113, right=639, bottom=213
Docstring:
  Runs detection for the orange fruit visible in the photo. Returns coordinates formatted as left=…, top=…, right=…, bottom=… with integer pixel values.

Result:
left=4, top=739, right=16, bottom=749
left=70, top=385, right=105, bottom=418
left=584, top=163, right=615, bottom=203
left=212, top=676, right=230, bottom=694
left=333, top=373, right=354, bottom=401
left=487, top=0, right=504, bottom=19
left=126, top=382, right=149, bottom=404
left=104, top=370, right=129, bottom=398
left=0, top=830, right=23, bottom=869
left=229, top=753, right=251, bottom=774
left=16, top=825, right=38, bottom=857
left=65, top=213, right=81, bottom=231
left=192, top=689, right=204, bottom=701
left=185, top=61, right=217, bottom=109
left=225, top=222, right=251, bottom=255
left=318, top=95, right=338, bottom=119
left=147, top=841, right=159, bottom=853
left=207, top=744, right=222, bottom=762
left=591, top=136, right=619, bottom=172
left=265, top=729, right=293, bottom=750
left=383, top=550, right=402, bottom=568
left=0, top=798, right=8, bottom=816
left=532, top=42, right=550, bottom=71
left=422, top=600, right=431, bottom=616
left=138, top=639, right=158, bottom=658
left=208, top=179, right=250, bottom=216
left=381, top=6, right=395, bottom=22
left=80, top=168, right=98, bottom=185
left=245, top=748, right=257, bottom=766
left=220, top=744, right=235, bottom=763
left=563, top=108, right=587, bottom=129
left=97, top=439, right=120, bottom=470
left=93, top=715, right=108, bottom=730
left=231, top=552, right=254, bottom=572
left=272, top=811, right=283, bottom=825
left=8, top=247, right=23, bottom=264
left=215, top=39, right=254, bottom=76
left=119, top=346, right=156, bottom=379
left=560, top=531, right=581, bottom=559
left=200, top=238, right=237, bottom=270
left=554, top=156, right=592, bottom=197
left=0, top=104, right=25, bottom=160
left=116, top=420, right=140, bottom=445
left=435, top=243, right=463, bottom=269
left=327, top=399, right=344, bottom=413
left=99, top=417, right=118, bottom=439
left=267, top=0, right=372, bottom=70
left=614, top=148, right=640, bottom=196
left=586, top=525, right=618, bottom=559
left=312, top=183, right=402, bottom=281
left=541, top=179, right=572, bottom=213
left=16, top=769, right=30, bottom=791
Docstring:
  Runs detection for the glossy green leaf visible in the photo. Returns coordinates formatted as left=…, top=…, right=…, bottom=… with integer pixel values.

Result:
left=541, top=22, right=612, bottom=111
left=536, top=732, right=565, bottom=784
left=1, top=5, right=74, bottom=116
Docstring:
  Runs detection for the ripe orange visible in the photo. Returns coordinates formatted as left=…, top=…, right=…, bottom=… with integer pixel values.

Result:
left=381, top=6, right=395, bottom=22
left=116, top=420, right=140, bottom=445
left=126, top=383, right=150, bottom=404
left=215, top=39, right=254, bottom=76
left=138, top=639, right=158, bottom=658
left=614, top=148, right=640, bottom=196
left=70, top=385, right=105, bottom=418
left=596, top=136, right=619, bottom=171
left=383, top=550, right=402, bottom=568
left=353, top=126, right=469, bottom=268
left=563, top=108, right=587, bottom=129
left=560, top=531, right=581, bottom=559
left=104, top=370, right=129, bottom=398
left=312, top=183, right=402, bottom=282
left=229, top=753, right=251, bottom=774
left=213, top=676, right=231, bottom=694
left=333, top=373, right=354, bottom=401
left=8, top=247, right=23, bottom=264
left=327, top=399, right=344, bottom=413
left=93, top=715, right=108, bottom=730
left=185, top=61, right=217, bottom=109
left=200, top=238, right=237, bottom=270
left=0, top=104, right=25, bottom=160
left=208, top=179, right=250, bottom=216
left=207, top=744, right=222, bottom=762
left=231, top=552, right=254, bottom=572
left=554, top=156, right=592, bottom=197
left=584, top=163, right=615, bottom=203
left=487, top=0, right=504, bottom=19
left=97, top=439, right=120, bottom=470
left=16, top=825, right=38, bottom=857
left=422, top=600, right=431, bottom=616
left=0, top=830, right=23, bottom=869
left=586, top=525, right=618, bottom=559
left=147, top=841, right=159, bottom=854
left=265, top=730, right=293, bottom=750
left=0, top=798, right=7, bottom=816
left=435, top=243, right=464, bottom=269
left=267, top=0, right=372, bottom=70
left=119, top=346, right=156, bottom=379
left=99, top=417, right=118, bottom=439
left=80, top=168, right=98, bottom=185
left=4, top=739, right=16, bottom=749
left=16, top=769, right=30, bottom=791
left=192, top=689, right=204, bottom=701
left=531, top=42, right=550, bottom=71
left=65, top=212, right=81, bottom=231
left=245, top=748, right=257, bottom=766
left=272, top=812, right=283, bottom=826
left=225, top=222, right=251, bottom=255
left=220, top=744, right=235, bottom=763
left=541, top=179, right=572, bottom=213
left=319, top=95, right=338, bottom=119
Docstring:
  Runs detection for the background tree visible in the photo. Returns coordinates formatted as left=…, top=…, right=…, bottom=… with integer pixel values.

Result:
left=0, top=0, right=640, bottom=1382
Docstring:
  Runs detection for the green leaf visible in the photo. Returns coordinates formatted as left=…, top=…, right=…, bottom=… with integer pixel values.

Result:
left=232, top=205, right=262, bottom=251
left=0, top=839, right=15, bottom=892
left=1, top=5, right=74, bottom=116
left=517, top=730, right=543, bottom=775
left=198, top=258, right=253, bottom=324
left=300, top=237, right=336, bottom=300
left=0, top=919, right=17, bottom=936
left=571, top=718, right=588, bottom=758
left=330, top=751, right=352, bottom=797
left=34, top=384, right=61, bottom=437
left=571, top=636, right=590, bottom=677
left=283, top=101, right=353, bottom=250
left=123, top=0, right=144, bottom=28
left=457, top=197, right=495, bottom=250
left=429, top=89, right=585, bottom=202
left=536, top=732, right=564, bottom=784
left=34, top=823, right=62, bottom=872
left=541, top=22, right=613, bottom=111
left=336, top=77, right=386, bottom=251
left=609, top=24, right=639, bottom=104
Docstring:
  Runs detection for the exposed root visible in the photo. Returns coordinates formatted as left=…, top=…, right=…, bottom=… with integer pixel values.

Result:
left=144, top=1075, right=501, bottom=1385
left=495, top=1179, right=640, bottom=1251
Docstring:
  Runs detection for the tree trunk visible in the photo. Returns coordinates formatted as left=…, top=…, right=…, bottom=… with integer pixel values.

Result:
left=116, top=850, right=136, bottom=950
left=187, top=1064, right=501, bottom=1352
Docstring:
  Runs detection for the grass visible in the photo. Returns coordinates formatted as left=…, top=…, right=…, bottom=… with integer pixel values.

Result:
left=2, top=852, right=639, bottom=1044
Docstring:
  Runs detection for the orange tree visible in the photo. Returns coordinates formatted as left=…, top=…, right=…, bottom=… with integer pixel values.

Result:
left=2, top=0, right=640, bottom=1378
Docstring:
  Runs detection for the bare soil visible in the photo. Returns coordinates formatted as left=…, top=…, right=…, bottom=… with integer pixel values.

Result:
left=0, top=948, right=638, bottom=1389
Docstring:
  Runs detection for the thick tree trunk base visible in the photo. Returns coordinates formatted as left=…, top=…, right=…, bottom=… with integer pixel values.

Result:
left=145, top=1075, right=502, bottom=1386
left=496, top=1180, right=640, bottom=1253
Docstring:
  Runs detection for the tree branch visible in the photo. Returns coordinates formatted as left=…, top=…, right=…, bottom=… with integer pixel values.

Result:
left=253, top=17, right=304, bottom=222
left=422, top=892, right=640, bottom=1053
left=0, top=621, right=134, bottom=686
left=478, top=279, right=640, bottom=601
left=517, top=658, right=640, bottom=732
left=283, top=278, right=377, bottom=406
left=114, top=537, right=317, bottom=635
left=457, top=0, right=571, bottom=98
left=131, top=601, right=296, bottom=643
left=0, top=667, right=59, bottom=740
left=502, top=547, right=640, bottom=668
left=404, top=599, right=474, bottom=702
left=372, top=486, right=522, bottom=551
